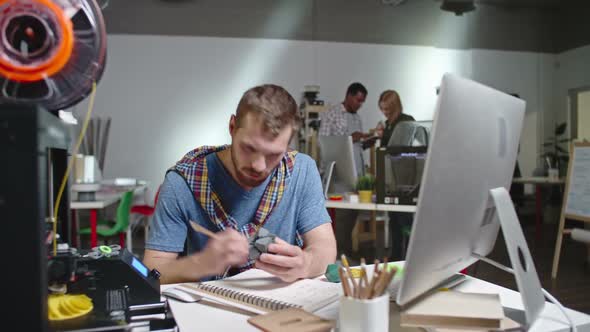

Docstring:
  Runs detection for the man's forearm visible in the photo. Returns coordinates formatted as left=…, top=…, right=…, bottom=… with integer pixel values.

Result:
left=144, top=252, right=213, bottom=284
left=303, top=243, right=337, bottom=278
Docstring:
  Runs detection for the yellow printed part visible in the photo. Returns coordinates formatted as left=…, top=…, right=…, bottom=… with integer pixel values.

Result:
left=48, top=294, right=93, bottom=321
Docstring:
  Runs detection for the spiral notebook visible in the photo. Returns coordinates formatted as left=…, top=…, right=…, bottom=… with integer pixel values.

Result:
left=179, top=269, right=342, bottom=315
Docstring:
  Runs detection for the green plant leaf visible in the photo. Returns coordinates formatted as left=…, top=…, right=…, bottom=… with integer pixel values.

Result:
left=356, top=174, right=375, bottom=191
left=555, top=123, right=567, bottom=135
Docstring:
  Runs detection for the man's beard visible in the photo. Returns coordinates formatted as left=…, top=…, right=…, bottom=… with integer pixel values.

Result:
left=230, top=147, right=269, bottom=188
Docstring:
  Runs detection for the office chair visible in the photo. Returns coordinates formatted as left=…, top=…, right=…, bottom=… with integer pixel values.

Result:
left=79, top=191, right=134, bottom=249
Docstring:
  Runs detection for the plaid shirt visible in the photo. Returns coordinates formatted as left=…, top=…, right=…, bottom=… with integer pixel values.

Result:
left=319, top=103, right=347, bottom=136
left=170, top=145, right=303, bottom=279
left=319, top=103, right=365, bottom=175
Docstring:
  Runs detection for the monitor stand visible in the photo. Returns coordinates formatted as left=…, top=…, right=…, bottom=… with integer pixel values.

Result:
left=322, top=161, right=336, bottom=198
left=472, top=187, right=545, bottom=329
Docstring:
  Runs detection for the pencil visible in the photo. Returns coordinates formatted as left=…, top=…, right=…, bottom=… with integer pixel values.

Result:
left=371, top=257, right=389, bottom=298
left=368, top=259, right=380, bottom=299
left=373, top=258, right=380, bottom=277
left=190, top=221, right=219, bottom=239
left=338, top=267, right=351, bottom=297
left=189, top=221, right=231, bottom=278
left=375, top=266, right=397, bottom=297
left=360, top=258, right=369, bottom=299
left=341, top=254, right=357, bottom=298
left=358, top=273, right=365, bottom=299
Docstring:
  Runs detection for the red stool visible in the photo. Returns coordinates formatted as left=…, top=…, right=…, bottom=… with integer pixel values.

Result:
left=130, top=186, right=160, bottom=246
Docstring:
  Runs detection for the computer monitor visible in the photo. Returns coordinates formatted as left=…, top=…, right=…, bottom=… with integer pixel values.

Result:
left=396, top=73, right=526, bottom=306
left=318, top=135, right=358, bottom=194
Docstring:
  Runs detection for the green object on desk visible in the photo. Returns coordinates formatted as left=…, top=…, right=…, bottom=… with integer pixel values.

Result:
left=99, top=245, right=112, bottom=254
left=325, top=264, right=341, bottom=283
left=388, top=262, right=404, bottom=275
left=324, top=262, right=405, bottom=283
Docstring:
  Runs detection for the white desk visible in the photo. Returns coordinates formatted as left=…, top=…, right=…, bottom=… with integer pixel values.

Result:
left=325, top=200, right=417, bottom=213
left=164, top=266, right=590, bottom=332
left=70, top=184, right=146, bottom=248
left=512, top=177, right=566, bottom=243
left=70, top=192, right=122, bottom=210
left=325, top=200, right=416, bottom=250
left=512, top=177, right=566, bottom=185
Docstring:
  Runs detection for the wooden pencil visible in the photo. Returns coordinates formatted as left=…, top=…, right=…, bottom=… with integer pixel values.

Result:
left=368, top=259, right=381, bottom=299
left=338, top=267, right=350, bottom=297
left=360, top=258, right=369, bottom=299
left=189, top=221, right=231, bottom=277
left=190, top=220, right=219, bottom=239
left=375, top=266, right=397, bottom=297
left=341, top=254, right=357, bottom=298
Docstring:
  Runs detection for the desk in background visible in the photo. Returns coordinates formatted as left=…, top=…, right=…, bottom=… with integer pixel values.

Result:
left=512, top=177, right=566, bottom=243
left=70, top=184, right=146, bottom=248
left=164, top=263, right=590, bottom=332
left=325, top=200, right=417, bottom=213
left=325, top=200, right=416, bottom=253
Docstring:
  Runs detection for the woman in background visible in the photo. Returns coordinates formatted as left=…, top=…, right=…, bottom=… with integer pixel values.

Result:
left=376, top=90, right=415, bottom=147
left=376, top=90, right=415, bottom=261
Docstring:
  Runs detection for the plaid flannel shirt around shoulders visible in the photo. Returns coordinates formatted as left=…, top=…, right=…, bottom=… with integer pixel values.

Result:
left=319, top=103, right=347, bottom=136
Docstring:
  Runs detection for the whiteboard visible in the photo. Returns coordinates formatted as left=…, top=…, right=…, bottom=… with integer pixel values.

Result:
left=565, top=144, right=590, bottom=219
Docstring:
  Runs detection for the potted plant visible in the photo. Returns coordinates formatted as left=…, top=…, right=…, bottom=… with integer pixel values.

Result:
left=356, top=174, right=375, bottom=203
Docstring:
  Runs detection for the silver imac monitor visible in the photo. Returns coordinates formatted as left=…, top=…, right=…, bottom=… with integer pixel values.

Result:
left=318, top=135, right=358, bottom=194
left=396, top=73, right=526, bottom=306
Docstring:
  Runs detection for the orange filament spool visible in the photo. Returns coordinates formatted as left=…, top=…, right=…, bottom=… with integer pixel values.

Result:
left=0, top=0, right=74, bottom=82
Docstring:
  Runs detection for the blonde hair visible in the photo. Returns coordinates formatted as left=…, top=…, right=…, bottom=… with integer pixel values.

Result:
left=236, top=84, right=300, bottom=136
left=378, top=90, right=403, bottom=114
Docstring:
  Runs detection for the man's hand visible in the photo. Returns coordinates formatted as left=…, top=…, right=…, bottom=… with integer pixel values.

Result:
left=351, top=131, right=364, bottom=143
left=255, top=237, right=310, bottom=282
left=362, top=136, right=378, bottom=149
left=197, top=228, right=249, bottom=276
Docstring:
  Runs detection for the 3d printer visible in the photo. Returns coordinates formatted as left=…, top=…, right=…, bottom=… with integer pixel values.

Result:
left=376, top=146, right=428, bottom=205
left=375, top=121, right=431, bottom=205
left=0, top=1, right=163, bottom=331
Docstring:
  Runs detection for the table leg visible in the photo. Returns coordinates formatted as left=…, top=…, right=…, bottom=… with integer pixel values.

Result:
left=90, top=209, right=98, bottom=248
left=535, top=185, right=542, bottom=243
left=328, top=208, right=336, bottom=233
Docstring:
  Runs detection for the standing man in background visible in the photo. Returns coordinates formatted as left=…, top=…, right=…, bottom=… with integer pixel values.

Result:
left=318, top=83, right=369, bottom=256
left=319, top=82, right=369, bottom=176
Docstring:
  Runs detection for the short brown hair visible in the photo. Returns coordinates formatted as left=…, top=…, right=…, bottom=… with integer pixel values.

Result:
left=379, top=90, right=403, bottom=113
left=235, top=84, right=300, bottom=137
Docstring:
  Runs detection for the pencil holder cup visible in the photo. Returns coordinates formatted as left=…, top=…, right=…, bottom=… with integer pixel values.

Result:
left=338, top=293, right=389, bottom=332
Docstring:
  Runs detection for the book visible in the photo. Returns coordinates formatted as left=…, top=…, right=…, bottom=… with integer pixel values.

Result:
left=179, top=269, right=342, bottom=315
left=400, top=290, right=504, bottom=330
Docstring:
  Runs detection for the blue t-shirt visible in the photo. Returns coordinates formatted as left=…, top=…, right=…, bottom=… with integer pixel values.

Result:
left=146, top=152, right=331, bottom=262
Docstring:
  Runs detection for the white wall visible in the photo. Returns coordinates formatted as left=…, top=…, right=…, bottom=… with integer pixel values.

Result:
left=79, top=34, right=555, bottom=197
left=76, top=35, right=316, bottom=197
left=316, top=44, right=471, bottom=128
left=554, top=45, right=590, bottom=140
left=470, top=50, right=555, bottom=183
